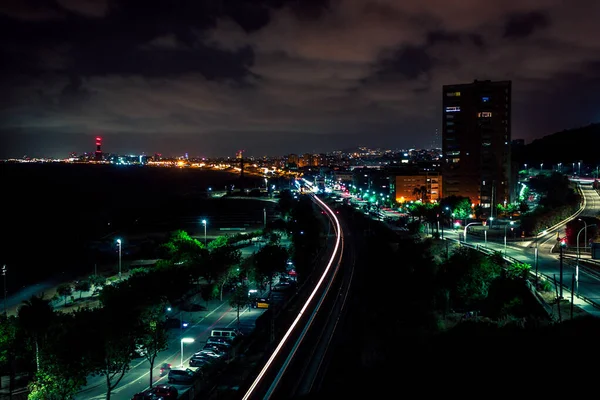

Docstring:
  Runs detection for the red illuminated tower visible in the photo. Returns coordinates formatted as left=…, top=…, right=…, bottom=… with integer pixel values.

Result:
left=94, top=136, right=103, bottom=161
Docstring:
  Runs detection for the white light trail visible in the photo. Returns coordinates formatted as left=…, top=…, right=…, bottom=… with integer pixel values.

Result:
left=242, top=194, right=342, bottom=400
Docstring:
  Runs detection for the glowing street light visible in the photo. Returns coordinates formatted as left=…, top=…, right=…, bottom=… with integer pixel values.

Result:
left=180, top=337, right=195, bottom=367
left=116, top=239, right=122, bottom=280
left=201, top=219, right=207, bottom=246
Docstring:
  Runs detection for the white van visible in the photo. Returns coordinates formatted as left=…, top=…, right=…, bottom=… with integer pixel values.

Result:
left=210, top=328, right=242, bottom=339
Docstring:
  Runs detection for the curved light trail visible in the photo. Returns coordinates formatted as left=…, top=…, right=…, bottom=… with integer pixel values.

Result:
left=242, top=194, right=342, bottom=400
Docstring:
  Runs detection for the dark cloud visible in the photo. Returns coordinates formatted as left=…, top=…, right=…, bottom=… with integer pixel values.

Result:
left=0, top=0, right=599, bottom=158
left=504, top=11, right=549, bottom=39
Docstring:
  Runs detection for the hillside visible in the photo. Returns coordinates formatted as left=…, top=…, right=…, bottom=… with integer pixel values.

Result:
left=514, top=123, right=600, bottom=165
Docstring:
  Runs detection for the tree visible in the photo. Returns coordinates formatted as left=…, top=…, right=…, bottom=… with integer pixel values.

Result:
left=89, top=274, right=107, bottom=295
left=204, top=244, right=241, bottom=285
left=136, top=304, right=169, bottom=388
left=441, top=248, right=502, bottom=308
left=17, top=295, right=55, bottom=372
left=505, top=262, right=531, bottom=280
left=85, top=308, right=137, bottom=400
left=0, top=315, right=17, bottom=390
left=27, top=314, right=88, bottom=400
left=413, top=185, right=428, bottom=202
left=57, top=283, right=73, bottom=306
left=229, top=283, right=251, bottom=326
left=277, top=190, right=295, bottom=220
left=161, top=230, right=205, bottom=264
left=254, top=244, right=288, bottom=291
left=74, top=279, right=91, bottom=300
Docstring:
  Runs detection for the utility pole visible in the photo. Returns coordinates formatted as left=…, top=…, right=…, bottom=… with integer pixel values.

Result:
left=534, top=247, right=539, bottom=288
left=570, top=274, right=575, bottom=320
left=559, top=239, right=565, bottom=299
left=2, top=265, right=7, bottom=316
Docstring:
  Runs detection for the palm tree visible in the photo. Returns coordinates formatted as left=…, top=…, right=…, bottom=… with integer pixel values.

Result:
left=18, top=295, right=55, bottom=372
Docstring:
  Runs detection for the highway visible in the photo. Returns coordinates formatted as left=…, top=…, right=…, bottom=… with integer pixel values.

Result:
left=240, top=193, right=348, bottom=400
left=443, top=183, right=600, bottom=315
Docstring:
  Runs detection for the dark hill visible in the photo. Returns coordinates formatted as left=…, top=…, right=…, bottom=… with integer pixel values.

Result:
left=514, top=123, right=600, bottom=165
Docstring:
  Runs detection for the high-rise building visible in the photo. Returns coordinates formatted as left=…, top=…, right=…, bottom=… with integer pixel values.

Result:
left=94, top=137, right=103, bottom=161
left=442, top=80, right=512, bottom=214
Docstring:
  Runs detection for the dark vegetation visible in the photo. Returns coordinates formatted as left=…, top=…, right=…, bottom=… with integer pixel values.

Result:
left=513, top=122, right=600, bottom=165
left=314, top=204, right=600, bottom=398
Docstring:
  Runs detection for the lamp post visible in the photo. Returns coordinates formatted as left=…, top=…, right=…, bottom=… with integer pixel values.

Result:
left=116, top=239, right=122, bottom=280
left=2, top=265, right=7, bottom=316
left=578, top=161, right=581, bottom=176
left=577, top=218, right=588, bottom=255
left=202, top=219, right=207, bottom=246
left=504, top=221, right=515, bottom=254
left=577, top=223, right=597, bottom=293
left=577, top=223, right=596, bottom=261
left=180, top=338, right=195, bottom=367
left=540, top=163, right=543, bottom=173
left=463, top=222, right=482, bottom=244
left=263, top=208, right=267, bottom=229
left=489, top=216, right=494, bottom=229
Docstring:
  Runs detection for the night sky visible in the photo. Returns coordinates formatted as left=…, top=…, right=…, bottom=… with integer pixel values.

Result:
left=1, top=0, right=599, bottom=158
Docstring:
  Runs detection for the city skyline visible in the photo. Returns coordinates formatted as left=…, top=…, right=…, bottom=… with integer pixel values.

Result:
left=2, top=0, right=599, bottom=158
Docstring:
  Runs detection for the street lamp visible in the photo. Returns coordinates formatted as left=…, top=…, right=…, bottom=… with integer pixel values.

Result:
left=116, top=239, right=122, bottom=280
left=201, top=219, right=207, bottom=246
left=576, top=224, right=597, bottom=292
left=577, top=218, right=588, bottom=255
left=263, top=208, right=267, bottom=229
left=489, top=216, right=494, bottom=229
left=180, top=337, right=195, bottom=367
left=504, top=221, right=515, bottom=254
left=577, top=223, right=596, bottom=260
left=540, top=163, right=543, bottom=172
left=463, top=222, right=482, bottom=244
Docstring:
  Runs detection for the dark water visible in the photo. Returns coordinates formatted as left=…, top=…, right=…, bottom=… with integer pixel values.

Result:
left=1, top=163, right=268, bottom=293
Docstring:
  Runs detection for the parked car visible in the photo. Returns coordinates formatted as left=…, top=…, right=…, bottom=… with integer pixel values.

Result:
left=195, top=348, right=225, bottom=358
left=206, top=336, right=232, bottom=347
left=149, top=384, right=178, bottom=399
left=190, top=355, right=214, bottom=367
left=203, top=343, right=229, bottom=354
left=131, top=393, right=162, bottom=400
left=167, top=368, right=195, bottom=384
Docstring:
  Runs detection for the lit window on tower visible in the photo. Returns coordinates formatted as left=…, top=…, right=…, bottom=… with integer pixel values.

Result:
left=445, top=106, right=461, bottom=112
left=477, top=112, right=492, bottom=118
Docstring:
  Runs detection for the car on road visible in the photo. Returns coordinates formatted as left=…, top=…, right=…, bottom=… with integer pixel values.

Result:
left=164, top=317, right=188, bottom=329
left=167, top=368, right=196, bottom=384
left=148, top=384, right=178, bottom=399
